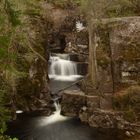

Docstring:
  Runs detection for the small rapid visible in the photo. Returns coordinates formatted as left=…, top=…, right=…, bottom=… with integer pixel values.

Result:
left=40, top=102, right=70, bottom=126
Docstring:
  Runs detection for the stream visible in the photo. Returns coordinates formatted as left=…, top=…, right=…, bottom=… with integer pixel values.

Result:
left=7, top=53, right=123, bottom=140
left=49, top=53, right=83, bottom=94
left=7, top=103, right=121, bottom=140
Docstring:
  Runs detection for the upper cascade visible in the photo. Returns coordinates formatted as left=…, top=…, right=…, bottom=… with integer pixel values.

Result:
left=49, top=54, right=82, bottom=81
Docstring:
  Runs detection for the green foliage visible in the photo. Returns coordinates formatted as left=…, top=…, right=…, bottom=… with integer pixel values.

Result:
left=48, top=0, right=81, bottom=8
left=0, top=16, right=5, bottom=26
left=0, top=0, right=44, bottom=139
left=0, top=77, right=12, bottom=138
left=106, top=0, right=139, bottom=17
left=113, top=86, right=140, bottom=121
left=24, top=9, right=40, bottom=16
left=4, top=0, right=21, bottom=26
left=80, top=0, right=139, bottom=19
left=123, top=109, right=136, bottom=122
left=0, top=128, right=18, bottom=140
left=0, top=36, right=10, bottom=48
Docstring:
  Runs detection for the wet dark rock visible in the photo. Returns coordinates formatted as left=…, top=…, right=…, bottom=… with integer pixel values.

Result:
left=61, top=88, right=140, bottom=135
left=61, top=90, right=86, bottom=117
left=86, top=96, right=100, bottom=112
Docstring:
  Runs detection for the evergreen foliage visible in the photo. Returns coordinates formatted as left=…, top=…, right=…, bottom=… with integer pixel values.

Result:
left=0, top=0, right=45, bottom=139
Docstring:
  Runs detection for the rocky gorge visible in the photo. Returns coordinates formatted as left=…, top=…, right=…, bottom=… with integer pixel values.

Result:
left=26, top=2, right=140, bottom=138
left=60, top=16, right=140, bottom=138
left=1, top=1, right=140, bottom=140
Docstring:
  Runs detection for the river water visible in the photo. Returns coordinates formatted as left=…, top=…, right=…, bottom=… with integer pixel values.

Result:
left=7, top=54, right=125, bottom=140
left=7, top=103, right=122, bottom=140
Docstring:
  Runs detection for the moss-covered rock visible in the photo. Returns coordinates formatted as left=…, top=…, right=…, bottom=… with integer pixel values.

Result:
left=113, top=85, right=140, bottom=121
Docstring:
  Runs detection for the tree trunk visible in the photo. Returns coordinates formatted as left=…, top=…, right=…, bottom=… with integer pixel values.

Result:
left=88, top=21, right=98, bottom=88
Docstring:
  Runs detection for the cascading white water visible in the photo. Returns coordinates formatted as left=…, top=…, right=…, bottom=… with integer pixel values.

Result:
left=49, top=54, right=82, bottom=81
left=38, top=101, right=69, bottom=127
left=50, top=58, right=77, bottom=76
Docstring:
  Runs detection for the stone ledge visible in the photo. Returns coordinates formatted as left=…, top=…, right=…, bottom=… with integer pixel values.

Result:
left=61, top=90, right=86, bottom=117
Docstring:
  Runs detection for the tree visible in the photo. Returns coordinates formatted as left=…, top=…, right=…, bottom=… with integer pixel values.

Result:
left=80, top=0, right=113, bottom=89
left=80, top=0, right=139, bottom=91
left=0, top=0, right=49, bottom=138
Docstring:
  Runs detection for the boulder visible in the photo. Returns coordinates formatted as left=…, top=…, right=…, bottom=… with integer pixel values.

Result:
left=61, top=90, right=86, bottom=117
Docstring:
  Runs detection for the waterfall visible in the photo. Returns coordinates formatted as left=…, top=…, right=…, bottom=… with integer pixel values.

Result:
left=49, top=54, right=82, bottom=81
left=50, top=58, right=77, bottom=76
left=38, top=101, right=69, bottom=126
left=54, top=101, right=61, bottom=112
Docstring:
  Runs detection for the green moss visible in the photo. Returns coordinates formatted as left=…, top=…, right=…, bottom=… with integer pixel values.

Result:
left=48, top=0, right=81, bottom=8
left=124, top=109, right=137, bottom=122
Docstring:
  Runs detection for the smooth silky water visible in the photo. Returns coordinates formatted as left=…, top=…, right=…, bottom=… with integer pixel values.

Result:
left=7, top=54, right=122, bottom=140
left=49, top=54, right=82, bottom=94
left=7, top=102, right=121, bottom=140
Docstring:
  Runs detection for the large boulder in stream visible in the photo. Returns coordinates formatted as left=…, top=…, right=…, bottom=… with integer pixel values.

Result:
left=61, top=90, right=86, bottom=117
left=61, top=90, right=101, bottom=117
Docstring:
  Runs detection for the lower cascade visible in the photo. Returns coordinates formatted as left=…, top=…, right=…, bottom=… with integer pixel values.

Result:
left=43, top=102, right=69, bottom=125
left=49, top=54, right=82, bottom=81
left=7, top=101, right=120, bottom=140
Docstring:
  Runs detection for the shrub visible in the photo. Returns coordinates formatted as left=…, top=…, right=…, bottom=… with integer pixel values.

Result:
left=113, top=85, right=140, bottom=121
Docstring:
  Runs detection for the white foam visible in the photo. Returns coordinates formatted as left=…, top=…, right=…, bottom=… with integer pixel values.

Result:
left=49, top=75, right=82, bottom=81
left=16, top=110, right=23, bottom=114
left=38, top=102, right=70, bottom=126
left=76, top=21, right=85, bottom=32
left=50, top=59, right=77, bottom=76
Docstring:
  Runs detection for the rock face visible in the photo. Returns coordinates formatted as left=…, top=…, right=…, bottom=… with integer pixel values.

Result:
left=61, top=89, right=140, bottom=134
left=61, top=90, right=112, bottom=117
left=42, top=2, right=79, bottom=53
left=80, top=17, right=140, bottom=95
left=42, top=2, right=89, bottom=64
left=61, top=16, right=140, bottom=133
left=61, top=90, right=86, bottom=117
left=108, top=17, right=140, bottom=87
left=15, top=10, right=52, bottom=114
